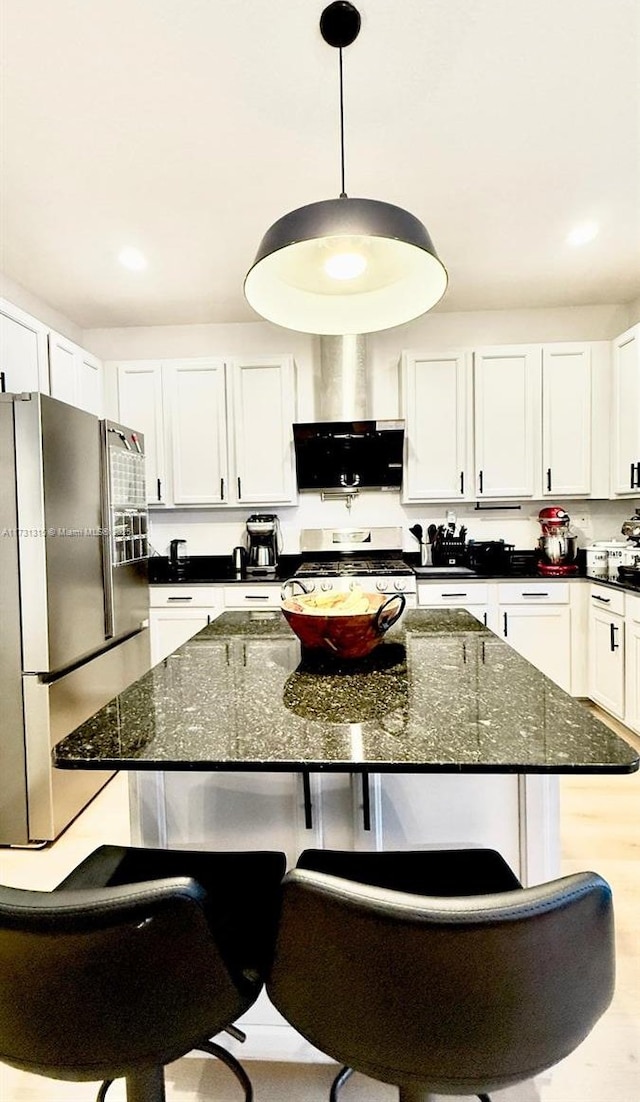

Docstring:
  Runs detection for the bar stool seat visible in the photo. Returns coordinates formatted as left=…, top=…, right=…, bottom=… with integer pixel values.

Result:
left=268, top=847, right=615, bottom=1102
left=0, top=844, right=286, bottom=1102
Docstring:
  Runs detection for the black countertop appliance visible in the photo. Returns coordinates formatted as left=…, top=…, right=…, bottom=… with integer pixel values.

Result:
left=467, top=540, right=515, bottom=574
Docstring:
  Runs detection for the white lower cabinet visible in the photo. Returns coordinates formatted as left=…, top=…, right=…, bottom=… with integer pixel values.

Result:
left=588, top=585, right=625, bottom=719
left=149, top=585, right=223, bottom=664
left=625, top=595, right=640, bottom=734
left=494, top=582, right=572, bottom=693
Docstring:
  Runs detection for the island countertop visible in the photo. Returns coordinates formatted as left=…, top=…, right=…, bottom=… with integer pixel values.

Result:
left=54, top=610, right=639, bottom=774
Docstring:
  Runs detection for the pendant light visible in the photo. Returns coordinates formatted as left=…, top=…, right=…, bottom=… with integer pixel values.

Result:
left=244, top=1, right=447, bottom=335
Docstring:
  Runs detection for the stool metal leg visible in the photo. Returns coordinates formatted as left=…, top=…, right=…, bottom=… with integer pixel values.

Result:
left=125, top=1067, right=166, bottom=1102
left=198, top=1039, right=253, bottom=1101
left=330, top=1065, right=354, bottom=1099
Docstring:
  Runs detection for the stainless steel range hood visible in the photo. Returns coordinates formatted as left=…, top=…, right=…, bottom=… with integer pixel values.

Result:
left=293, top=335, right=404, bottom=492
left=318, top=334, right=368, bottom=420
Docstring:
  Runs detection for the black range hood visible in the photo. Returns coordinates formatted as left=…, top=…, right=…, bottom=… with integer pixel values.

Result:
left=293, top=420, right=404, bottom=491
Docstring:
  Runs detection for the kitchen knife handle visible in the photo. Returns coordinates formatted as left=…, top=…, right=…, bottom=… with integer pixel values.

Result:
left=546, top=467, right=552, bottom=492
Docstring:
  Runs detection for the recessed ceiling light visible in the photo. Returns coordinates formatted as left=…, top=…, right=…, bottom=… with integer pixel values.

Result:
left=566, top=221, right=599, bottom=247
left=118, top=246, right=148, bottom=271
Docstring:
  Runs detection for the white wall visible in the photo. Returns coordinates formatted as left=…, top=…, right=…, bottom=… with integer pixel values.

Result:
left=0, top=272, right=84, bottom=344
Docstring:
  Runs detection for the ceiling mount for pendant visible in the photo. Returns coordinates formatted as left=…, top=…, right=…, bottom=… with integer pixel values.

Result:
left=243, top=2, right=448, bottom=335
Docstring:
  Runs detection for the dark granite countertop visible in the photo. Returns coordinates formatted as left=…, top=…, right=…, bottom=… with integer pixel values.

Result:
left=56, top=610, right=639, bottom=775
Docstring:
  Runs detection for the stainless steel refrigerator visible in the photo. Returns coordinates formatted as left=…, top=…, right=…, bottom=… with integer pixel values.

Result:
left=0, top=392, right=151, bottom=845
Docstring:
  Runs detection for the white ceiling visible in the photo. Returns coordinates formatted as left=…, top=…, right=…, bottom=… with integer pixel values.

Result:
left=1, top=0, right=639, bottom=330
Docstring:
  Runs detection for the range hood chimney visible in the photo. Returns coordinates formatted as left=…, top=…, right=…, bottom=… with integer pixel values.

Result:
left=318, top=334, right=367, bottom=420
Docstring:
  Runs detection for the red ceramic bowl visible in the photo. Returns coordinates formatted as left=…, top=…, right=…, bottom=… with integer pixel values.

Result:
left=281, top=591, right=406, bottom=659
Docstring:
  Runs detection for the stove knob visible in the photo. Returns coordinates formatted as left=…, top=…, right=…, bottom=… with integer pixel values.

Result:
left=376, top=580, right=387, bottom=592
left=320, top=581, right=333, bottom=592
left=304, top=580, right=316, bottom=593
left=394, top=579, right=407, bottom=592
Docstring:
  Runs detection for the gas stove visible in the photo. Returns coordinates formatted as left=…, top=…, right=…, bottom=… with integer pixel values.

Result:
left=294, top=527, right=417, bottom=600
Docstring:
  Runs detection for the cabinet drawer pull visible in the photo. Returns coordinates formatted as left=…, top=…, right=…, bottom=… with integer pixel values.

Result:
left=244, top=594, right=269, bottom=601
left=520, top=592, right=548, bottom=598
left=167, top=596, right=193, bottom=601
left=442, top=592, right=467, bottom=598
left=592, top=594, right=611, bottom=603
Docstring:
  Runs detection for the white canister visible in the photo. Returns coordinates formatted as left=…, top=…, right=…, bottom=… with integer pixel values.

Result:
left=585, top=546, right=608, bottom=579
left=621, top=544, right=640, bottom=568
left=603, top=541, right=626, bottom=580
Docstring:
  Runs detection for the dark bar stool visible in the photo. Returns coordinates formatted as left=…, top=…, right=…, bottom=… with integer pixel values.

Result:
left=268, top=847, right=615, bottom=1102
left=0, top=844, right=287, bottom=1102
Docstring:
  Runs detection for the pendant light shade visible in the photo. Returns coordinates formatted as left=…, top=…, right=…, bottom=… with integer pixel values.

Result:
left=244, top=2, right=447, bottom=334
left=244, top=196, right=447, bottom=335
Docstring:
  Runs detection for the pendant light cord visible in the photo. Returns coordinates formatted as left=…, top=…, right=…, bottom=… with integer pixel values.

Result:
left=339, top=47, right=347, bottom=197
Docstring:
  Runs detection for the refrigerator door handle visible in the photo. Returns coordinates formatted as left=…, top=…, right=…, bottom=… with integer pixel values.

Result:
left=100, top=421, right=116, bottom=638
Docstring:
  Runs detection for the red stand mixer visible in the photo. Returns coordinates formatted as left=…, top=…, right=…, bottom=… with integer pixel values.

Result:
left=537, top=506, right=579, bottom=576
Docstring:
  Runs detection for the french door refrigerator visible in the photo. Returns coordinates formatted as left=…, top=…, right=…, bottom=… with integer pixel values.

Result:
left=0, top=392, right=150, bottom=845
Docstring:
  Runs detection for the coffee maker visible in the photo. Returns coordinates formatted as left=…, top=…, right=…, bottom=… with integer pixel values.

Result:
left=537, top=506, right=578, bottom=576
left=246, top=513, right=280, bottom=576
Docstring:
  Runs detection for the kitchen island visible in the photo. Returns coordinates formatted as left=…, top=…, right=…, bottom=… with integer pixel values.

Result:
left=55, top=608, right=638, bottom=1063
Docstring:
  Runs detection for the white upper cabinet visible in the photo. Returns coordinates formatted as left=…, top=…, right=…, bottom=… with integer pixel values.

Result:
left=115, top=354, right=297, bottom=509
left=541, top=344, right=591, bottom=497
left=473, top=346, right=541, bottom=498
left=0, top=299, right=50, bottom=394
left=401, top=350, right=472, bottom=501
left=165, top=359, right=228, bottom=506
left=116, top=361, right=167, bottom=505
left=48, top=330, right=104, bottom=416
left=230, top=355, right=297, bottom=505
left=610, top=324, right=640, bottom=496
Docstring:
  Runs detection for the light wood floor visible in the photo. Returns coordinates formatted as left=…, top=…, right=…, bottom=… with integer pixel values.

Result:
left=1, top=712, right=639, bottom=1102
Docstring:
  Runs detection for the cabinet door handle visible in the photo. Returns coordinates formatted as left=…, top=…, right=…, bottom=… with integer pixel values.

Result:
left=631, top=463, right=636, bottom=490
left=478, top=470, right=484, bottom=494
left=0, top=371, right=5, bottom=393
left=503, top=611, right=508, bottom=637
left=237, top=476, right=242, bottom=498
left=635, top=461, right=640, bottom=488
left=361, top=769, right=371, bottom=831
left=592, top=594, right=610, bottom=603
left=156, top=478, right=162, bottom=501
left=301, top=770, right=313, bottom=830
left=460, top=471, right=464, bottom=494
left=483, top=612, right=487, bottom=626
left=167, top=596, right=193, bottom=601
left=220, top=477, right=224, bottom=500
left=546, top=467, right=552, bottom=492
left=610, top=623, right=620, bottom=651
